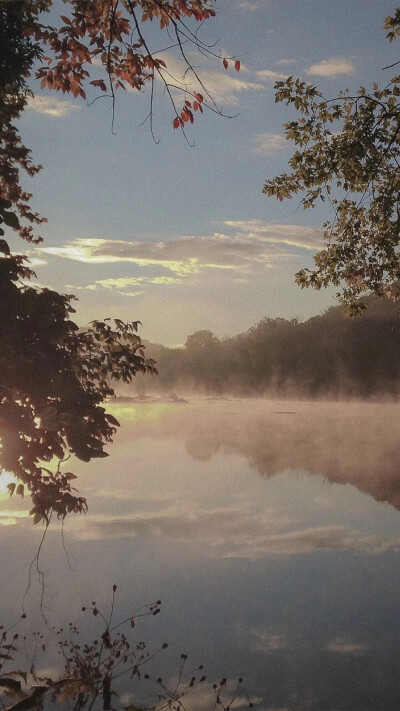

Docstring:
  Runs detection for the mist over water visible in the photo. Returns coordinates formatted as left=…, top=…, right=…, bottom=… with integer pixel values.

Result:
left=110, top=397, right=400, bottom=509
left=1, top=398, right=400, bottom=710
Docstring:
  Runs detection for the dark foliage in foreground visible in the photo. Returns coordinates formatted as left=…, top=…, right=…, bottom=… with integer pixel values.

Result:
left=0, top=0, right=232, bottom=522
left=0, top=589, right=251, bottom=711
left=264, top=10, right=400, bottom=314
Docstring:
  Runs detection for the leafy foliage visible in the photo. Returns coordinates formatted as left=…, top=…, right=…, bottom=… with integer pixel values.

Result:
left=0, top=0, right=243, bottom=520
left=138, top=297, right=400, bottom=398
left=0, top=2, right=47, bottom=243
left=0, top=251, right=157, bottom=521
left=0, top=0, right=240, bottom=520
left=1, top=0, right=239, bottom=241
left=263, top=10, right=400, bottom=315
left=0, top=589, right=251, bottom=711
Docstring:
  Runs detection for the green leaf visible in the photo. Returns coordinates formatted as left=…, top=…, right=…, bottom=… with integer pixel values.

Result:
left=2, top=211, right=20, bottom=229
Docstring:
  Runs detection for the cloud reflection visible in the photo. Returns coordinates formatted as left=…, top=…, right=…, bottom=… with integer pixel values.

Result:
left=72, top=505, right=398, bottom=559
left=326, top=638, right=370, bottom=655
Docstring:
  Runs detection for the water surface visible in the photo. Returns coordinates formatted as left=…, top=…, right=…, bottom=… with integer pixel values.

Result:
left=1, top=399, right=400, bottom=710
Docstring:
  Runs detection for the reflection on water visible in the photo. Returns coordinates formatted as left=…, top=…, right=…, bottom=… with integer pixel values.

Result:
left=109, top=398, right=400, bottom=509
left=1, top=399, right=400, bottom=710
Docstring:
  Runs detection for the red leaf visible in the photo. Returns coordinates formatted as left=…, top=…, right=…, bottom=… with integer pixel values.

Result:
left=173, top=117, right=180, bottom=129
left=223, top=58, right=228, bottom=70
left=277, top=194, right=284, bottom=202
left=235, top=60, right=241, bottom=72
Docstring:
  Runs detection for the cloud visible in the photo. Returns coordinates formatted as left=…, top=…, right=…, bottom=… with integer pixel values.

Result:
left=223, top=526, right=392, bottom=559
left=326, top=638, right=370, bottom=655
left=157, top=53, right=264, bottom=106
left=219, top=219, right=322, bottom=250
left=252, top=132, right=287, bottom=156
left=21, top=251, right=48, bottom=268
left=39, top=221, right=322, bottom=294
left=255, top=68, right=288, bottom=82
left=276, top=59, right=296, bottom=67
left=250, top=628, right=287, bottom=652
left=39, top=233, right=294, bottom=280
left=27, top=257, right=48, bottom=267
left=70, top=275, right=183, bottom=295
left=0, top=509, right=29, bottom=526
left=71, top=503, right=396, bottom=560
left=94, top=488, right=172, bottom=503
left=235, top=0, right=269, bottom=10
left=75, top=505, right=291, bottom=545
left=27, top=95, right=81, bottom=117
left=306, top=57, right=355, bottom=77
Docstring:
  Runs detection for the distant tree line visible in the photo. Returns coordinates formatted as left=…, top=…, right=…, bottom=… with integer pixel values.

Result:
left=139, top=297, right=400, bottom=398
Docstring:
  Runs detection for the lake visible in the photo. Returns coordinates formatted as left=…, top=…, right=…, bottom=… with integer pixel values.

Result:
left=1, top=398, right=400, bottom=710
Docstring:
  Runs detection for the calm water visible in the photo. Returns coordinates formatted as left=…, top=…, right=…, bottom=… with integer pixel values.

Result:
left=1, top=399, right=400, bottom=710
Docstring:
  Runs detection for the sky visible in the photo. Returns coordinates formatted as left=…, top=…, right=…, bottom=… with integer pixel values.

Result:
left=14, top=0, right=400, bottom=345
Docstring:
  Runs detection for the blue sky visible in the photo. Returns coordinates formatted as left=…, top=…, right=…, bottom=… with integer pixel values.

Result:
left=14, top=0, right=400, bottom=345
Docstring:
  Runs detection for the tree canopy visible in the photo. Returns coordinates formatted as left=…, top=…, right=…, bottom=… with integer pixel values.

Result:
left=263, top=10, right=400, bottom=315
left=140, top=297, right=400, bottom=398
left=0, top=0, right=232, bottom=522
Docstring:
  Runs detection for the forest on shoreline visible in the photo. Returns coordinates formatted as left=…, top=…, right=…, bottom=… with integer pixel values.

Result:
left=134, top=297, right=400, bottom=399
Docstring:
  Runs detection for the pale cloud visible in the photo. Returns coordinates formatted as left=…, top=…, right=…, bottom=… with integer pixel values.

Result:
left=157, top=53, right=264, bottom=106
left=27, top=95, right=81, bottom=117
left=306, top=57, right=355, bottom=77
left=252, top=132, right=287, bottom=156
left=326, top=638, right=370, bottom=655
left=0, top=509, right=29, bottom=526
left=39, top=222, right=321, bottom=293
left=276, top=59, right=296, bottom=67
left=200, top=71, right=264, bottom=105
left=17, top=250, right=48, bottom=268
left=71, top=504, right=396, bottom=560
left=117, top=290, right=144, bottom=297
left=220, top=219, right=322, bottom=250
left=235, top=0, right=269, bottom=10
left=41, top=238, right=203, bottom=274
left=255, top=68, right=288, bottom=82
left=94, top=487, right=171, bottom=502
left=249, top=628, right=369, bottom=656
left=39, top=234, right=291, bottom=279
left=28, top=257, right=48, bottom=267
left=223, top=526, right=391, bottom=559
left=74, top=505, right=292, bottom=545
left=250, top=628, right=287, bottom=652
left=70, top=275, right=183, bottom=293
